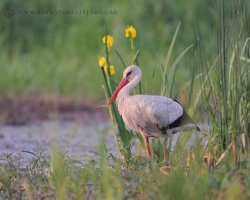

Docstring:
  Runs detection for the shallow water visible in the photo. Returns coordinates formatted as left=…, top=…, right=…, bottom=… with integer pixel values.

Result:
left=0, top=121, right=119, bottom=166
left=0, top=121, right=207, bottom=166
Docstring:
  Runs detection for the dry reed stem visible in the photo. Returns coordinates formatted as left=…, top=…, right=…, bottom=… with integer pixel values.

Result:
left=215, top=142, right=233, bottom=167
left=232, top=141, right=237, bottom=164
left=204, top=153, right=213, bottom=168
left=160, top=166, right=171, bottom=176
left=207, top=153, right=212, bottom=168
left=240, top=134, right=248, bottom=158
left=191, top=152, right=196, bottom=161
left=186, top=151, right=191, bottom=176
left=200, top=141, right=208, bottom=159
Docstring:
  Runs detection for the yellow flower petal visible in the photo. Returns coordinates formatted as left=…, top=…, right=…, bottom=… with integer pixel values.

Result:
left=99, top=57, right=106, bottom=67
left=125, top=26, right=136, bottom=38
left=108, top=37, right=114, bottom=47
left=102, top=35, right=114, bottom=48
left=102, top=36, right=106, bottom=44
left=110, top=65, right=115, bottom=75
left=103, top=65, right=108, bottom=74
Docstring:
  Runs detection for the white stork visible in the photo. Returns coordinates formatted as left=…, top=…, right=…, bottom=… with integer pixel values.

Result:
left=107, top=65, right=200, bottom=161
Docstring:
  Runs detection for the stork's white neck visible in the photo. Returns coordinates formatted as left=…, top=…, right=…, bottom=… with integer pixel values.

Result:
left=116, top=72, right=141, bottom=109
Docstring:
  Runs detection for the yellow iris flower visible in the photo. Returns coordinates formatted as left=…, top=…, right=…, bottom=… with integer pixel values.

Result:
left=110, top=65, right=115, bottom=75
left=103, top=65, right=108, bottom=73
left=98, top=57, right=115, bottom=75
left=125, top=26, right=136, bottom=38
left=102, top=35, right=114, bottom=48
left=103, top=65, right=115, bottom=75
left=99, top=57, right=106, bottom=67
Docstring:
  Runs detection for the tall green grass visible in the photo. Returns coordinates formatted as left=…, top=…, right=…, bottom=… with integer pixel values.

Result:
left=0, top=0, right=232, bottom=99
left=100, top=0, right=249, bottom=166
left=195, top=0, right=250, bottom=164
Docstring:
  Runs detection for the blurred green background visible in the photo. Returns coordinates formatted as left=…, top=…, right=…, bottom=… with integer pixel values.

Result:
left=0, top=0, right=235, bottom=101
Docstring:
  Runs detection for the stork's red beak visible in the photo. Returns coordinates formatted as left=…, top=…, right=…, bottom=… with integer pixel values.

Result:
left=107, top=78, right=129, bottom=106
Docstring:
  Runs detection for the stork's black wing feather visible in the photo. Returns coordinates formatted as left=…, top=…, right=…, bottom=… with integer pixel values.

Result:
left=168, top=110, right=194, bottom=129
left=159, top=98, right=200, bottom=133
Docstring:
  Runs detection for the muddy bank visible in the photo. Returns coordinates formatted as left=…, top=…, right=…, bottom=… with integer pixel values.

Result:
left=0, top=96, right=109, bottom=125
left=0, top=96, right=120, bottom=165
left=0, top=96, right=206, bottom=166
left=0, top=121, right=119, bottom=166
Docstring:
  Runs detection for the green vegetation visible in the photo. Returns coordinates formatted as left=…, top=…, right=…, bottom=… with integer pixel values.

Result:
left=0, top=0, right=235, bottom=99
left=0, top=0, right=250, bottom=199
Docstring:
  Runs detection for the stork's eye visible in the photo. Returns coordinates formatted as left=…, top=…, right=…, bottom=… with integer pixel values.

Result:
left=126, top=71, right=132, bottom=78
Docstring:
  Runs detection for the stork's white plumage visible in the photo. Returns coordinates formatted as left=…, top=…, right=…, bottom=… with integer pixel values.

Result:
left=107, top=65, right=200, bottom=161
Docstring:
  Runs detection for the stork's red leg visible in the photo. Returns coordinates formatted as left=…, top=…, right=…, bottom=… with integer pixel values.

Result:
left=145, top=136, right=151, bottom=158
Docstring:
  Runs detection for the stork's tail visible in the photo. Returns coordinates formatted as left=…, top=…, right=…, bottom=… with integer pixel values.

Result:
left=180, top=111, right=200, bottom=132
left=182, top=124, right=200, bottom=132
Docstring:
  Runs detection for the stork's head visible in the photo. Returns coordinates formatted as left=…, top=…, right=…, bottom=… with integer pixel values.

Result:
left=122, top=65, right=142, bottom=82
left=107, top=65, right=142, bottom=106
